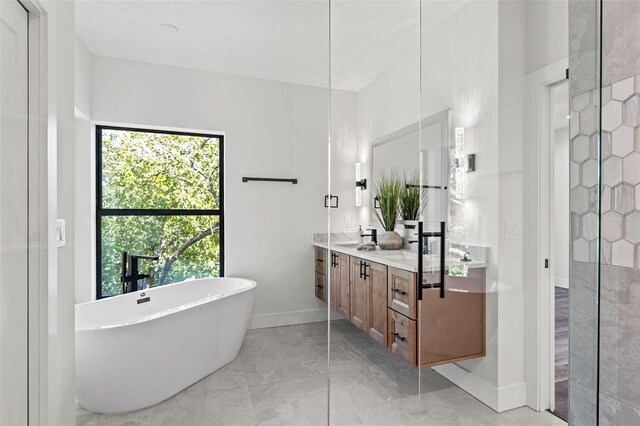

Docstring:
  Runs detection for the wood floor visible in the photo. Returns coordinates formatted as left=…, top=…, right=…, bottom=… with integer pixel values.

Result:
left=553, top=286, right=569, bottom=421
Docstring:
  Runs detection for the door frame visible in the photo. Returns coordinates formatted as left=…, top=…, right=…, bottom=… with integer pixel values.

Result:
left=542, top=78, right=571, bottom=413
left=16, top=0, right=48, bottom=422
left=523, top=58, right=568, bottom=412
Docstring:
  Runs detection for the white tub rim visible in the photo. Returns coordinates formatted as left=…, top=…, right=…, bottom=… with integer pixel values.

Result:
left=75, top=277, right=257, bottom=332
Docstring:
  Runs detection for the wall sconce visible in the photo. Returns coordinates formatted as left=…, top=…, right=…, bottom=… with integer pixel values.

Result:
left=355, top=163, right=366, bottom=206
left=453, top=127, right=467, bottom=199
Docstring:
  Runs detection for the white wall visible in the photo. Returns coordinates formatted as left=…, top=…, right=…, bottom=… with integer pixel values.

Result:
left=75, top=37, right=94, bottom=304
left=526, top=0, right=569, bottom=73
left=37, top=1, right=77, bottom=424
left=356, top=0, right=530, bottom=412
left=553, top=127, right=570, bottom=288
left=76, top=55, right=357, bottom=328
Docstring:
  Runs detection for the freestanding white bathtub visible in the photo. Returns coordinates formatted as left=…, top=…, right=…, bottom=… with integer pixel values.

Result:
left=75, top=277, right=256, bottom=414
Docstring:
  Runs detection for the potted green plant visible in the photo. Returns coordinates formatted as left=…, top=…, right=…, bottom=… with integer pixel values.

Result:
left=400, top=172, right=429, bottom=230
left=373, top=171, right=403, bottom=250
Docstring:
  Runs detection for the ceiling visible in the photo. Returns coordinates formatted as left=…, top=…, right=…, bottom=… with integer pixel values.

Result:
left=75, top=0, right=467, bottom=92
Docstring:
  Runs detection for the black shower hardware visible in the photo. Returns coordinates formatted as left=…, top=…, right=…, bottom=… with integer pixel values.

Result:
left=121, top=252, right=159, bottom=294
left=356, top=179, right=367, bottom=189
left=417, top=221, right=446, bottom=300
left=325, top=195, right=339, bottom=208
left=242, top=177, right=298, bottom=184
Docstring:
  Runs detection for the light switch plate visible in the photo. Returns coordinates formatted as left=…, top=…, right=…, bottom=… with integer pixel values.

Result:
left=505, top=221, right=519, bottom=240
left=56, top=219, right=66, bottom=247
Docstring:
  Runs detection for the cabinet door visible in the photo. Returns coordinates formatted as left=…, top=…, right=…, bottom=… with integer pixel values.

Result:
left=418, top=268, right=486, bottom=367
left=367, top=261, right=388, bottom=346
left=336, top=253, right=350, bottom=319
left=388, top=267, right=417, bottom=319
left=315, top=247, right=327, bottom=274
left=315, top=272, right=326, bottom=303
left=349, top=257, right=368, bottom=332
left=388, top=308, right=417, bottom=366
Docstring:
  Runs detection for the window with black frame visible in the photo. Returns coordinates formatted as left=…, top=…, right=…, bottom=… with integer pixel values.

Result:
left=96, top=126, right=224, bottom=299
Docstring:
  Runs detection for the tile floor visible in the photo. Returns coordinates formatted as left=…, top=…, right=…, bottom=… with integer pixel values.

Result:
left=76, top=320, right=566, bottom=426
left=553, top=286, right=569, bottom=421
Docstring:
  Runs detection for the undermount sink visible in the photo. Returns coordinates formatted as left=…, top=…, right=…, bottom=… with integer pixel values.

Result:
left=331, top=241, right=360, bottom=248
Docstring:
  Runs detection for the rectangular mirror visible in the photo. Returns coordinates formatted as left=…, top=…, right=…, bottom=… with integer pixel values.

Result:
left=369, top=109, right=450, bottom=227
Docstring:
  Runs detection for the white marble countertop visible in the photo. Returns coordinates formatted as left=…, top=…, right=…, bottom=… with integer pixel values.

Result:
left=312, top=241, right=488, bottom=273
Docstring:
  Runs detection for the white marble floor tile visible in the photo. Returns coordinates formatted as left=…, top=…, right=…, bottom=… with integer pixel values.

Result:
left=79, top=321, right=569, bottom=426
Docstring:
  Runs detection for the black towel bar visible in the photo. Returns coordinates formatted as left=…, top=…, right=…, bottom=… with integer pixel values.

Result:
left=242, top=177, right=298, bottom=184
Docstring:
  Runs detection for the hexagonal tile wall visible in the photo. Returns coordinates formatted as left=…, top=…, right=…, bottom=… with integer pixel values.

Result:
left=581, top=160, right=599, bottom=188
left=602, top=211, right=624, bottom=242
left=624, top=211, right=640, bottom=244
left=612, top=76, right=635, bottom=101
left=623, top=152, right=640, bottom=185
left=581, top=212, right=598, bottom=241
left=602, top=156, right=623, bottom=187
left=612, top=125, right=634, bottom=157
left=571, top=135, right=590, bottom=163
left=573, top=238, right=590, bottom=262
left=602, top=100, right=622, bottom=131
left=571, top=186, right=590, bottom=215
left=612, top=239, right=635, bottom=268
left=571, top=75, right=640, bottom=268
left=601, top=131, right=612, bottom=158
left=612, top=183, right=635, bottom=215
left=623, top=94, right=640, bottom=127
left=579, top=106, right=598, bottom=136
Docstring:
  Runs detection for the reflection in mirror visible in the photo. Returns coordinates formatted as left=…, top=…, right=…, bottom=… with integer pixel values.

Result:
left=370, top=109, right=450, bottom=229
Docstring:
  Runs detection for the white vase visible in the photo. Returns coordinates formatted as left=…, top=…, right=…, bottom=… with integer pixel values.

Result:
left=378, top=231, right=403, bottom=250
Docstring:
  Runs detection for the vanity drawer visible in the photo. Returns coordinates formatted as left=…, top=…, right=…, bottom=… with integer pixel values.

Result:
left=315, top=272, right=326, bottom=303
left=387, top=308, right=417, bottom=367
left=387, top=267, right=417, bottom=320
left=315, top=247, right=327, bottom=274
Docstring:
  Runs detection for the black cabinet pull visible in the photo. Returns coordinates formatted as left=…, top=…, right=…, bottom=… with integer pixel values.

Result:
left=359, top=260, right=363, bottom=279
left=391, top=288, right=407, bottom=296
left=391, top=332, right=406, bottom=342
left=362, top=262, right=370, bottom=279
left=315, top=284, right=323, bottom=288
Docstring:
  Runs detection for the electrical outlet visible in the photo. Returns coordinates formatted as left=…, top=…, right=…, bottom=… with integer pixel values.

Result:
left=56, top=219, right=66, bottom=248
left=505, top=221, right=519, bottom=241
left=344, top=216, right=353, bottom=229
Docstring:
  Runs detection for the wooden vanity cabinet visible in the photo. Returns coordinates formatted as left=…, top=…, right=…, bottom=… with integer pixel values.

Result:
left=418, top=268, right=486, bottom=367
left=349, top=257, right=368, bottom=332
left=388, top=267, right=417, bottom=319
left=330, top=252, right=350, bottom=319
left=314, top=247, right=486, bottom=369
left=388, top=308, right=417, bottom=366
left=348, top=257, right=388, bottom=345
left=314, top=248, right=327, bottom=302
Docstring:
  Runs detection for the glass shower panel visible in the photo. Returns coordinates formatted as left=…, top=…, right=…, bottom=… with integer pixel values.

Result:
left=417, top=0, right=500, bottom=422
left=596, top=0, right=640, bottom=424
left=568, top=0, right=601, bottom=423
left=327, top=1, right=422, bottom=424
left=75, top=0, right=330, bottom=423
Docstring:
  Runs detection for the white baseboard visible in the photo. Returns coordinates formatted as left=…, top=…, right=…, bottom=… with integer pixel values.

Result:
left=433, top=363, right=527, bottom=412
left=554, top=277, right=569, bottom=289
left=249, top=308, right=333, bottom=329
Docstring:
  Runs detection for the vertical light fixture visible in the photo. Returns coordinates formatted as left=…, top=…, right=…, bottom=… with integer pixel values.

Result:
left=355, top=163, right=363, bottom=207
left=454, top=127, right=467, bottom=199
